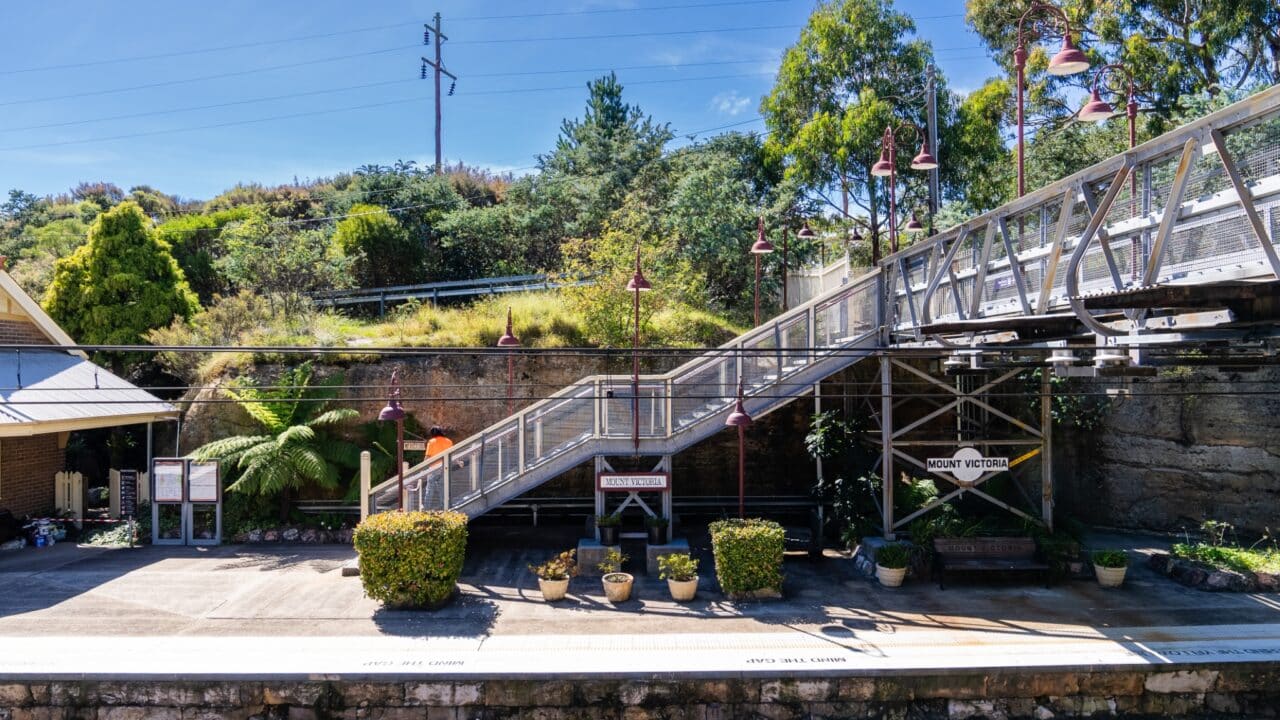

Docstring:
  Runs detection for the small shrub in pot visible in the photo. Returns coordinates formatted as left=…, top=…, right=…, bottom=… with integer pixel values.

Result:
left=529, top=549, right=579, bottom=601
left=709, top=518, right=784, bottom=598
left=875, top=543, right=910, bottom=588
left=595, top=514, right=621, bottom=545
left=597, top=548, right=633, bottom=603
left=1092, top=549, right=1129, bottom=588
left=645, top=515, right=669, bottom=545
left=658, top=552, right=699, bottom=601
left=353, top=510, right=468, bottom=609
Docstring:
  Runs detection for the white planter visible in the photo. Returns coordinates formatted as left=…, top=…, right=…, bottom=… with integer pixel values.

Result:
left=602, top=573, right=634, bottom=603
left=667, top=577, right=698, bottom=602
left=1095, top=565, right=1127, bottom=588
left=537, top=577, right=570, bottom=601
left=877, top=564, right=907, bottom=588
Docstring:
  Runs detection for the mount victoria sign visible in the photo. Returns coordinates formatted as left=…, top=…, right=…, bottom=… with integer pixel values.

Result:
left=926, top=447, right=1009, bottom=484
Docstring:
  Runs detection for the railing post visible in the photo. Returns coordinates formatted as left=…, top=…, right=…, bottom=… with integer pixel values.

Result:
left=359, top=451, right=371, bottom=521
left=518, top=411, right=526, bottom=474
left=665, top=378, right=674, bottom=438
left=807, top=304, right=816, bottom=363
left=443, top=457, right=451, bottom=509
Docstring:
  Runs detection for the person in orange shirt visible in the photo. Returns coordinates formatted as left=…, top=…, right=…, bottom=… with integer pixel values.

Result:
left=426, top=426, right=453, bottom=457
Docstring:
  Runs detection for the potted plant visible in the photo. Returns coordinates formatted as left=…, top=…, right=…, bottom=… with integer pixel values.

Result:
left=597, top=548, right=634, bottom=603
left=875, top=543, right=910, bottom=588
left=645, top=515, right=669, bottom=545
left=528, top=549, right=579, bottom=601
left=595, top=514, right=622, bottom=545
left=658, top=552, right=699, bottom=601
left=1092, top=549, right=1129, bottom=588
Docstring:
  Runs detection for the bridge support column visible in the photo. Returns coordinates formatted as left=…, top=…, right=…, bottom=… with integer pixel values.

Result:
left=1041, top=370, right=1054, bottom=533
left=880, top=356, right=895, bottom=540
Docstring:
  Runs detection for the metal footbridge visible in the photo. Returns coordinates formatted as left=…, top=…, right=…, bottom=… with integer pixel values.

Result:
left=368, top=84, right=1280, bottom=519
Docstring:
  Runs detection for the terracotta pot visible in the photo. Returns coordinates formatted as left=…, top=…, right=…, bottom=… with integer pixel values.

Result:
left=667, top=577, right=698, bottom=602
left=877, top=564, right=907, bottom=588
left=537, top=577, right=570, bottom=601
left=602, top=572, right=634, bottom=603
left=1095, top=564, right=1127, bottom=588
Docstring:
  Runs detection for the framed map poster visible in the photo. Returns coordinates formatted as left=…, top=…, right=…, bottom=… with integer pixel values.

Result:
left=187, top=460, right=221, bottom=503
left=152, top=459, right=186, bottom=503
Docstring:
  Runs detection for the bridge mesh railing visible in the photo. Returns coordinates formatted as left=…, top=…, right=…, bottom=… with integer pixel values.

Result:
left=893, top=85, right=1280, bottom=336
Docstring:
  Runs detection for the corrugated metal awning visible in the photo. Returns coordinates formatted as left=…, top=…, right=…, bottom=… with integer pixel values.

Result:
left=0, top=351, right=177, bottom=436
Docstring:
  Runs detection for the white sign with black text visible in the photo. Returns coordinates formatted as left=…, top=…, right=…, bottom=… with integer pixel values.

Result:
left=597, top=473, right=669, bottom=491
left=926, top=447, right=1009, bottom=484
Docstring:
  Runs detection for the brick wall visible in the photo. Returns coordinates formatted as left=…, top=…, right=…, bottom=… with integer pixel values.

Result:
left=0, top=318, right=51, bottom=345
left=0, top=434, right=64, bottom=518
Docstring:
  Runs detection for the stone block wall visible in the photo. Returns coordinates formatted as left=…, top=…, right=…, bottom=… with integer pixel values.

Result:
left=1056, top=365, right=1280, bottom=536
left=3, top=665, right=1280, bottom=718
left=0, top=434, right=64, bottom=518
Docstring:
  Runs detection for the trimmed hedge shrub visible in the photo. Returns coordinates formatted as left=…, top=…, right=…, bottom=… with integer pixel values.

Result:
left=353, top=510, right=468, bottom=609
left=709, top=518, right=784, bottom=595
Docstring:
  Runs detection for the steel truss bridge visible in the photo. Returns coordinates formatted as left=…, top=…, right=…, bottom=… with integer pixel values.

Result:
left=368, top=84, right=1280, bottom=538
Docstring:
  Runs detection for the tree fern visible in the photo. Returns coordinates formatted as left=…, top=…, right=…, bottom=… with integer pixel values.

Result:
left=190, top=362, right=360, bottom=519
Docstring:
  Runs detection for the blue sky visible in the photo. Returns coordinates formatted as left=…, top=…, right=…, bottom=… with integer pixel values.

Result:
left=0, top=0, right=999, bottom=200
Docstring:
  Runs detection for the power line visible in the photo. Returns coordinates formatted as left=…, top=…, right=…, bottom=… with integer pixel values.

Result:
left=451, top=24, right=802, bottom=46
left=0, top=1, right=804, bottom=76
left=0, top=60, right=777, bottom=135
left=0, top=45, right=420, bottom=109
left=0, top=72, right=782, bottom=153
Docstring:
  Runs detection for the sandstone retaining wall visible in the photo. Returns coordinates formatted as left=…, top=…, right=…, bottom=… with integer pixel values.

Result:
left=3, top=665, right=1280, bottom=718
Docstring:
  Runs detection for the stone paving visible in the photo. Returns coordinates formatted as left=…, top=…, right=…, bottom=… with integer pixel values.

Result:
left=1, top=525, right=1279, bottom=678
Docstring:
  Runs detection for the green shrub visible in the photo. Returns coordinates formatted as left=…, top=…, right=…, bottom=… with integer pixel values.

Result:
left=875, top=543, right=910, bottom=569
left=1172, top=543, right=1280, bottom=574
left=658, top=552, right=698, bottom=581
left=1092, top=550, right=1129, bottom=569
left=645, top=515, right=669, bottom=529
left=709, top=518, right=784, bottom=595
left=353, top=510, right=468, bottom=609
left=595, top=514, right=621, bottom=527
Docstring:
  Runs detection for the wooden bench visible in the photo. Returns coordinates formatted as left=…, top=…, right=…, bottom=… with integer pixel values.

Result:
left=932, top=537, right=1050, bottom=589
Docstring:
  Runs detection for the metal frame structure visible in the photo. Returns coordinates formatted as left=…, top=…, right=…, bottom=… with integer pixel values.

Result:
left=367, top=85, right=1280, bottom=538
left=874, top=357, right=1052, bottom=540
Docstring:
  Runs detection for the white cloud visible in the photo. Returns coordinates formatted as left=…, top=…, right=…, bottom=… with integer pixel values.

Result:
left=711, top=90, right=752, bottom=117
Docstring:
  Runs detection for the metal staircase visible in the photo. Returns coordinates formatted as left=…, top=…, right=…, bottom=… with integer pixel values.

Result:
left=367, top=269, right=882, bottom=517
left=368, top=83, right=1280, bottom=519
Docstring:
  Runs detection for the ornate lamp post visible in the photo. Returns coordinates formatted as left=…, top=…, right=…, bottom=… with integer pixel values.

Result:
left=724, top=379, right=753, bottom=519
left=626, top=246, right=651, bottom=453
left=1079, top=63, right=1139, bottom=151
left=1013, top=1, right=1091, bottom=197
left=378, top=369, right=407, bottom=510
left=870, top=123, right=938, bottom=259
left=497, top=307, right=520, bottom=414
left=786, top=220, right=816, bottom=311
left=751, top=217, right=775, bottom=326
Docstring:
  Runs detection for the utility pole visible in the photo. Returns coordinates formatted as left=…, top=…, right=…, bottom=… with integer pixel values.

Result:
left=925, top=64, right=940, bottom=236
left=421, top=13, right=456, bottom=174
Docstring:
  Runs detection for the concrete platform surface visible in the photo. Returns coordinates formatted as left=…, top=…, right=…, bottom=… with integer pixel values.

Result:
left=2, top=527, right=1278, bottom=679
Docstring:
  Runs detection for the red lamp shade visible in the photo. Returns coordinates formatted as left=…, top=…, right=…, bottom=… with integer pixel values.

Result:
left=910, top=141, right=938, bottom=171
left=1047, top=35, right=1090, bottom=76
left=378, top=399, right=405, bottom=422
left=497, top=307, right=520, bottom=347
left=796, top=221, right=816, bottom=239
left=627, top=270, right=652, bottom=291
left=905, top=213, right=925, bottom=233
left=725, top=381, right=752, bottom=427
left=871, top=147, right=893, bottom=177
left=1079, top=87, right=1115, bottom=122
left=750, top=216, right=774, bottom=254
left=626, top=247, right=652, bottom=291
